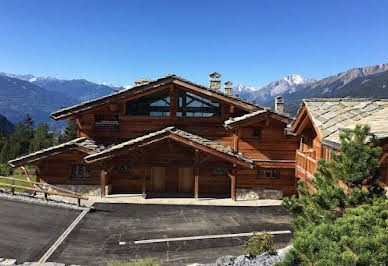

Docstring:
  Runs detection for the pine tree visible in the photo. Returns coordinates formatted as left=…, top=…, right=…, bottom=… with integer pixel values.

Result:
left=282, top=125, right=387, bottom=265
left=58, top=120, right=78, bottom=143
left=29, top=122, right=53, bottom=152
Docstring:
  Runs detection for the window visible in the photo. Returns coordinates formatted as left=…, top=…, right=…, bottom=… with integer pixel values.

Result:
left=253, top=128, right=262, bottom=138
left=119, top=164, right=131, bottom=174
left=177, top=90, right=221, bottom=117
left=126, top=89, right=170, bottom=116
left=258, top=169, right=279, bottom=179
left=95, top=115, right=119, bottom=129
left=71, top=165, right=90, bottom=179
left=212, top=168, right=226, bottom=176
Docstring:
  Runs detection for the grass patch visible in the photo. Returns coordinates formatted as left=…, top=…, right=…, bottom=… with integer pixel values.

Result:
left=108, top=258, right=165, bottom=266
left=0, top=175, right=37, bottom=192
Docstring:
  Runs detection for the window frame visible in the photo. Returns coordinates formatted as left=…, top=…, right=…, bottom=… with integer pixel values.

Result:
left=125, top=89, right=171, bottom=117
left=252, top=128, right=262, bottom=139
left=71, top=164, right=90, bottom=180
left=258, top=169, right=279, bottom=179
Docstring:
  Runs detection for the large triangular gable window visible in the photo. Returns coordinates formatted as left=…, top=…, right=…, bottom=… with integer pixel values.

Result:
left=177, top=90, right=221, bottom=117
left=126, top=89, right=170, bottom=116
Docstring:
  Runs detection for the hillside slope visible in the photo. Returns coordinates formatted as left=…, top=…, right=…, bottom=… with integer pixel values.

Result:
left=0, top=76, right=77, bottom=125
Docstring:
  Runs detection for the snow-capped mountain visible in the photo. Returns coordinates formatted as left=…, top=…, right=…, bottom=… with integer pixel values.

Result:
left=233, top=74, right=316, bottom=104
left=0, top=72, right=120, bottom=102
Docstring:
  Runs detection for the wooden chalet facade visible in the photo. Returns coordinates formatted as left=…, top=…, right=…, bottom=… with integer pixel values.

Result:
left=9, top=74, right=298, bottom=200
left=292, top=98, right=388, bottom=191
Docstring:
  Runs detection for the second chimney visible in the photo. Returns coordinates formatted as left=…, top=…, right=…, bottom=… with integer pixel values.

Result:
left=224, top=81, right=233, bottom=96
left=275, top=96, right=284, bottom=113
left=209, top=72, right=221, bottom=91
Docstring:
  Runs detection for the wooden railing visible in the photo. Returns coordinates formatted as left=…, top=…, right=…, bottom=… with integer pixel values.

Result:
left=295, top=150, right=317, bottom=182
left=0, top=176, right=88, bottom=207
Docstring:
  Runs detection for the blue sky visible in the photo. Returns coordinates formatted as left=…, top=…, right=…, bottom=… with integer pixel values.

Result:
left=0, top=0, right=387, bottom=88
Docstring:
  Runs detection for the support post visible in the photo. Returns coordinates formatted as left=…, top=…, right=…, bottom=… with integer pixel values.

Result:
left=142, top=173, right=146, bottom=199
left=101, top=169, right=107, bottom=198
left=11, top=178, right=14, bottom=196
left=227, top=167, right=237, bottom=201
left=194, top=149, right=200, bottom=199
left=233, top=129, right=240, bottom=152
left=231, top=173, right=236, bottom=201
left=194, top=167, right=199, bottom=199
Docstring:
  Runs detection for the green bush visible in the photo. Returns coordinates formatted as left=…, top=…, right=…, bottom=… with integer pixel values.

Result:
left=282, top=125, right=388, bottom=265
left=107, top=258, right=165, bottom=266
left=242, top=232, right=276, bottom=255
left=283, top=198, right=388, bottom=265
left=13, top=165, right=35, bottom=176
left=0, top=163, right=13, bottom=176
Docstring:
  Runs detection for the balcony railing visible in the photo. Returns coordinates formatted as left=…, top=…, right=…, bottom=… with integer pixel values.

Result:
left=296, top=150, right=317, bottom=182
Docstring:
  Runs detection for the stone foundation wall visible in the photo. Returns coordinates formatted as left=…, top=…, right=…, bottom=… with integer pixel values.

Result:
left=47, top=184, right=112, bottom=196
left=236, top=188, right=283, bottom=200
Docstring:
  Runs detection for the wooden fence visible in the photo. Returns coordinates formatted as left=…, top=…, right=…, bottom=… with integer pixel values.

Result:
left=0, top=176, right=88, bottom=207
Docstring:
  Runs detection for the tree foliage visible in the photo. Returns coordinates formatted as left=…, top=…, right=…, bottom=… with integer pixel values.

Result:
left=282, top=125, right=388, bottom=265
left=242, top=232, right=276, bottom=255
left=0, top=114, right=78, bottom=174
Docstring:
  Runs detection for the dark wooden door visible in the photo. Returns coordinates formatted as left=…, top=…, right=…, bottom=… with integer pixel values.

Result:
left=165, top=167, right=179, bottom=193
left=151, top=167, right=165, bottom=192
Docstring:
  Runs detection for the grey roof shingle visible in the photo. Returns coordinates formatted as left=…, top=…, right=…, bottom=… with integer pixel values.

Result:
left=224, top=109, right=294, bottom=127
left=297, top=98, right=388, bottom=144
left=51, top=74, right=264, bottom=120
left=84, top=127, right=254, bottom=168
left=8, top=138, right=105, bottom=167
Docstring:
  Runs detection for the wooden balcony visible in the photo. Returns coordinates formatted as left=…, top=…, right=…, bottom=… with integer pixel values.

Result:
left=295, top=150, right=317, bottom=182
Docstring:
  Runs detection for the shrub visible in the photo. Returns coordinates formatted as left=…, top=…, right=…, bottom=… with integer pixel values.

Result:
left=282, top=125, right=388, bottom=265
left=0, top=163, right=13, bottom=176
left=13, top=165, right=35, bottom=176
left=282, top=198, right=388, bottom=265
left=242, top=232, right=276, bottom=255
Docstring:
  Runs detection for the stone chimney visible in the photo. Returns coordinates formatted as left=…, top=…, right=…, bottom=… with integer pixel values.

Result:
left=275, top=96, right=284, bottom=113
left=224, top=81, right=233, bottom=96
left=209, top=72, right=221, bottom=91
left=134, top=78, right=150, bottom=86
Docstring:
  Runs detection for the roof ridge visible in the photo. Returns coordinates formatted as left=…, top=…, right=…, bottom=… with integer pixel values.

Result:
left=51, top=74, right=264, bottom=120
left=303, top=97, right=388, bottom=102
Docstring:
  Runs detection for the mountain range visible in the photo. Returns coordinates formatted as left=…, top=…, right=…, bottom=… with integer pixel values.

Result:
left=235, top=63, right=388, bottom=114
left=0, top=62, right=387, bottom=131
left=0, top=73, right=123, bottom=128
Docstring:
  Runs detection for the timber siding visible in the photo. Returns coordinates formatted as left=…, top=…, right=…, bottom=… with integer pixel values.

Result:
left=10, top=74, right=299, bottom=199
left=292, top=98, right=388, bottom=189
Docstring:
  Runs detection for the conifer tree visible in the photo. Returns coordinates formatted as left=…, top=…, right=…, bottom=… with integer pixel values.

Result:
left=58, top=120, right=78, bottom=143
left=282, top=125, right=387, bottom=265
left=29, top=122, right=53, bottom=152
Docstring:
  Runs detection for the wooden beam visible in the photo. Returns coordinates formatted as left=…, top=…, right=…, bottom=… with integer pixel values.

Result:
left=194, top=167, right=199, bottom=199
left=378, top=153, right=388, bottom=165
left=172, top=80, right=257, bottom=111
left=199, top=153, right=212, bottom=164
left=101, top=169, right=107, bottom=198
left=168, top=134, right=253, bottom=169
left=233, top=129, right=240, bottom=152
left=226, top=169, right=236, bottom=201
left=142, top=172, right=146, bottom=199
left=169, top=84, right=177, bottom=118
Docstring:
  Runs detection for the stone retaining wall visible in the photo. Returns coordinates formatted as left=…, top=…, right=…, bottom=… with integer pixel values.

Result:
left=236, top=188, right=283, bottom=200
left=47, top=184, right=112, bottom=196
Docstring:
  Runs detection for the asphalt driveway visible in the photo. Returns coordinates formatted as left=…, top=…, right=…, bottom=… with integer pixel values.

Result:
left=0, top=199, right=81, bottom=263
left=49, top=203, right=292, bottom=265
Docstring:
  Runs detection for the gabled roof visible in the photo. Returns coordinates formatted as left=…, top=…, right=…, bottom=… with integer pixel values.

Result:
left=51, top=74, right=263, bottom=120
left=8, top=138, right=105, bottom=167
left=224, top=109, right=294, bottom=128
left=84, top=126, right=254, bottom=168
left=292, top=98, right=388, bottom=144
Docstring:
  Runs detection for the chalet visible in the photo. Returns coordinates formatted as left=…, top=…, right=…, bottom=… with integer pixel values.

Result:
left=8, top=74, right=298, bottom=200
left=292, top=98, right=388, bottom=190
